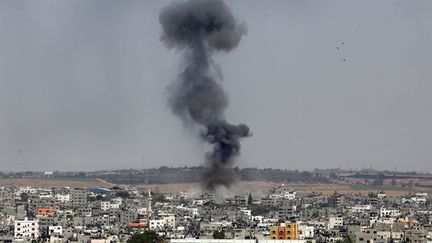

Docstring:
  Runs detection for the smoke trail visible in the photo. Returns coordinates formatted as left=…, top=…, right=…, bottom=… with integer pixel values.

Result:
left=159, top=0, right=250, bottom=191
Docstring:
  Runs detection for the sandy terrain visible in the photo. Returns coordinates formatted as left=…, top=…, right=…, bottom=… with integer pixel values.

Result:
left=0, top=178, right=112, bottom=189
left=135, top=181, right=279, bottom=194
left=130, top=181, right=432, bottom=197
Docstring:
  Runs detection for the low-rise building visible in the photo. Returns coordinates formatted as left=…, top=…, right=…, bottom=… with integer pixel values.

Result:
left=48, top=225, right=62, bottom=236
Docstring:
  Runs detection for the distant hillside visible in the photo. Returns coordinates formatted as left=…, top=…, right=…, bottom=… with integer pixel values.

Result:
left=0, top=167, right=331, bottom=185
left=2, top=167, right=432, bottom=186
left=92, top=167, right=331, bottom=185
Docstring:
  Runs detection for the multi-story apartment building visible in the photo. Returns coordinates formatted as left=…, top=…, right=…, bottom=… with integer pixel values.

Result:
left=36, top=206, right=56, bottom=216
left=70, top=189, right=88, bottom=208
left=14, top=217, right=39, bottom=239
left=270, top=224, right=299, bottom=240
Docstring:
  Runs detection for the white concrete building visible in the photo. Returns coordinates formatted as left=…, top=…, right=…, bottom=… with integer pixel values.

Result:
left=48, top=225, right=63, bottom=236
left=39, top=194, right=53, bottom=199
left=18, top=187, right=38, bottom=194
left=379, top=207, right=400, bottom=218
left=101, top=201, right=121, bottom=211
left=411, top=197, right=427, bottom=204
left=328, top=217, right=343, bottom=229
left=14, top=217, right=39, bottom=239
left=189, top=207, right=199, bottom=216
left=377, top=192, right=387, bottom=199
left=159, top=212, right=176, bottom=228
left=351, top=205, right=372, bottom=213
left=240, top=208, right=252, bottom=217
left=283, top=191, right=296, bottom=200
left=252, top=216, right=264, bottom=224
left=298, top=225, right=314, bottom=239
left=111, top=197, right=123, bottom=205
left=55, top=194, right=70, bottom=202
left=402, top=194, right=427, bottom=204
left=415, top=192, right=428, bottom=197
left=101, top=201, right=110, bottom=211
left=149, top=219, right=165, bottom=230
left=192, top=199, right=204, bottom=206
left=137, top=207, right=148, bottom=215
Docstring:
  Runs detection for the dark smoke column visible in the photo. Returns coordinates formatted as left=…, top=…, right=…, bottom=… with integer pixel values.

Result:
left=159, top=0, right=250, bottom=191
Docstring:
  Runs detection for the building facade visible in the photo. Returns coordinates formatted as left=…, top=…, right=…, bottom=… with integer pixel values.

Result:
left=14, top=217, right=39, bottom=239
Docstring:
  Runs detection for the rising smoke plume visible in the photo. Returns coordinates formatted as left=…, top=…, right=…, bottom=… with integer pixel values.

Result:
left=159, top=0, right=250, bottom=191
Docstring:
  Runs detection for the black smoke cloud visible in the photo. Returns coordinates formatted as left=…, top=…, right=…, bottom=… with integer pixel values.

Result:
left=159, top=0, right=250, bottom=191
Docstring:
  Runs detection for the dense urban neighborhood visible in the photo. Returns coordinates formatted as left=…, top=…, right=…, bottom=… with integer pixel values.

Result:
left=0, top=181, right=431, bottom=242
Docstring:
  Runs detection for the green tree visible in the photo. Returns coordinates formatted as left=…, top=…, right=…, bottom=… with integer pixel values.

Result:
left=213, top=230, right=225, bottom=239
left=250, top=205, right=277, bottom=215
left=408, top=180, right=414, bottom=188
left=247, top=193, right=253, bottom=205
left=127, top=231, right=164, bottom=243
left=20, top=192, right=28, bottom=202
left=372, top=179, right=384, bottom=187
left=152, top=193, right=167, bottom=204
left=115, top=191, right=130, bottom=199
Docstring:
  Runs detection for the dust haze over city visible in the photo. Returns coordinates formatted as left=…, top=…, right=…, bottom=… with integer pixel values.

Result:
left=1, top=0, right=432, bottom=174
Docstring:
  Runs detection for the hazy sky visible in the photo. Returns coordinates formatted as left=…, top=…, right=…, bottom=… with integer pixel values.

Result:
left=0, top=0, right=431, bottom=172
